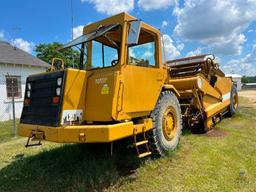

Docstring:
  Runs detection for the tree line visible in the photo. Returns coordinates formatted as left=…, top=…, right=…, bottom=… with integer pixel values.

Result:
left=242, top=76, right=256, bottom=83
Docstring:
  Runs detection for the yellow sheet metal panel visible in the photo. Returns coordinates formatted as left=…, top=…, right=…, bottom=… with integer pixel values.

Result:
left=169, top=77, right=198, bottom=90
left=83, top=12, right=131, bottom=34
left=84, top=67, right=120, bottom=121
left=18, top=124, right=59, bottom=141
left=18, top=118, right=152, bottom=143
left=17, top=123, right=34, bottom=137
left=214, top=76, right=232, bottom=95
left=163, top=84, right=180, bottom=97
left=199, top=76, right=221, bottom=99
left=118, top=65, right=164, bottom=119
left=169, top=75, right=221, bottom=100
left=205, top=99, right=230, bottom=118
left=202, top=95, right=220, bottom=109
left=113, top=18, right=164, bottom=120
left=62, top=69, right=88, bottom=123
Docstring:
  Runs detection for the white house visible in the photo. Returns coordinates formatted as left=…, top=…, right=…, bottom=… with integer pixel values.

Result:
left=225, top=73, right=242, bottom=91
left=0, top=41, right=50, bottom=121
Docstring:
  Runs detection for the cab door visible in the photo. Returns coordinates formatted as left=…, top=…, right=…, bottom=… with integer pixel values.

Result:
left=119, top=26, right=165, bottom=120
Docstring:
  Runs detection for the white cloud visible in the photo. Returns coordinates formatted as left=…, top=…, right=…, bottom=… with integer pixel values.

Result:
left=177, top=43, right=184, bottom=51
left=162, top=34, right=180, bottom=60
left=186, top=47, right=202, bottom=57
left=142, top=50, right=153, bottom=59
left=208, top=33, right=246, bottom=55
left=161, top=20, right=168, bottom=29
left=81, top=0, right=134, bottom=15
left=11, top=38, right=34, bottom=53
left=223, top=45, right=256, bottom=76
left=174, top=0, right=256, bottom=55
left=73, top=25, right=84, bottom=39
left=0, top=31, right=4, bottom=40
left=138, top=0, right=176, bottom=11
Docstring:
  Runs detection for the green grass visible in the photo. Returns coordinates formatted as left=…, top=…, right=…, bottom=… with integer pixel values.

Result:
left=0, top=120, right=19, bottom=143
left=0, top=97, right=256, bottom=192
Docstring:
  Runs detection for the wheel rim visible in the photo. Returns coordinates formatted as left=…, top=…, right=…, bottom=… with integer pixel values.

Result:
left=233, top=91, right=238, bottom=110
left=162, top=106, right=177, bottom=141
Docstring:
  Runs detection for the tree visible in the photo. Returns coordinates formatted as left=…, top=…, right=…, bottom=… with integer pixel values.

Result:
left=35, top=42, right=80, bottom=68
left=242, top=76, right=256, bottom=83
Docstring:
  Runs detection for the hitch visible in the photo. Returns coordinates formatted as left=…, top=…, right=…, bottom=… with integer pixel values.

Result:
left=25, top=130, right=45, bottom=148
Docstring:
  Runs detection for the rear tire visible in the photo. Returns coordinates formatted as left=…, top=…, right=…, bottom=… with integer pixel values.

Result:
left=227, top=85, right=238, bottom=116
left=148, top=91, right=182, bottom=157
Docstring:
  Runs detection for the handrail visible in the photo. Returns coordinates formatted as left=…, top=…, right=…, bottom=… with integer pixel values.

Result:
left=51, top=58, right=65, bottom=71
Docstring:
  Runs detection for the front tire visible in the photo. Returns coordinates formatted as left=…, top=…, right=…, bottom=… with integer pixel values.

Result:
left=148, top=91, right=182, bottom=157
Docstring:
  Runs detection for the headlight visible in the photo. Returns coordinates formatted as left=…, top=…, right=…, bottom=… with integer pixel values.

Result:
left=27, top=91, right=31, bottom=98
left=56, top=88, right=61, bottom=96
left=27, top=83, right=31, bottom=90
left=57, top=78, right=62, bottom=86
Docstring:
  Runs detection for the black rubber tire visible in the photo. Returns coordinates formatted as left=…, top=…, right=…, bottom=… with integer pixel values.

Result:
left=148, top=91, right=182, bottom=157
left=227, top=85, right=238, bottom=117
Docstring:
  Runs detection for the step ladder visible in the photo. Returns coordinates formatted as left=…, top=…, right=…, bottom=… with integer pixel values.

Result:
left=133, top=126, right=152, bottom=158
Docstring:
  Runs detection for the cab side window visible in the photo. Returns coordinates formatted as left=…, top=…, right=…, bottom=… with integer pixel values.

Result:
left=128, top=29, right=157, bottom=67
left=91, top=41, right=118, bottom=68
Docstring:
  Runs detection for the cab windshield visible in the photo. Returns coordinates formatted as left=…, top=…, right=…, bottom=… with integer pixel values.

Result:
left=61, top=24, right=122, bottom=70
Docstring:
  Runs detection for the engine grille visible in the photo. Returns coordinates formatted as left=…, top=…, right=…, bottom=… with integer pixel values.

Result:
left=20, top=71, right=65, bottom=127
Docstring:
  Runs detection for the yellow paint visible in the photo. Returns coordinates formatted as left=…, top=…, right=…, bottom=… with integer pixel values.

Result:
left=62, top=69, right=88, bottom=122
left=118, top=65, right=165, bottom=120
left=18, top=12, right=235, bottom=144
left=18, top=119, right=152, bottom=143
left=214, top=76, right=232, bottom=95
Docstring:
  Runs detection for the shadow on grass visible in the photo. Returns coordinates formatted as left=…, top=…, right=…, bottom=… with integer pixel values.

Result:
left=0, top=139, right=141, bottom=192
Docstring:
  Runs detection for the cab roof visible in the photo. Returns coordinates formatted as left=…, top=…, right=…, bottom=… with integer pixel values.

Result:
left=83, top=12, right=160, bottom=35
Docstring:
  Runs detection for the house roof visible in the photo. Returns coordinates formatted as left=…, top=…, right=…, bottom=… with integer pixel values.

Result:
left=0, top=41, right=50, bottom=68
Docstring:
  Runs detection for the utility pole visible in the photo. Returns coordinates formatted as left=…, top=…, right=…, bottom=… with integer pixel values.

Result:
left=6, top=73, right=16, bottom=137
left=11, top=78, right=16, bottom=137
left=70, top=0, right=75, bottom=68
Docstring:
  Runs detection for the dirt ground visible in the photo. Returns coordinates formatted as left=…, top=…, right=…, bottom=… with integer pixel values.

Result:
left=239, top=89, right=256, bottom=108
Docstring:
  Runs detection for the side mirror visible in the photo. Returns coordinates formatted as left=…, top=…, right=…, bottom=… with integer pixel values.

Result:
left=127, top=20, right=141, bottom=45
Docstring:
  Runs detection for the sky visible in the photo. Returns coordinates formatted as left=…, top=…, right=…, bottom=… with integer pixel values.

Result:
left=0, top=0, right=256, bottom=76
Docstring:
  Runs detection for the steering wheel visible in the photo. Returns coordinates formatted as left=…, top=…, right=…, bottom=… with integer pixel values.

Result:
left=111, top=59, right=119, bottom=66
